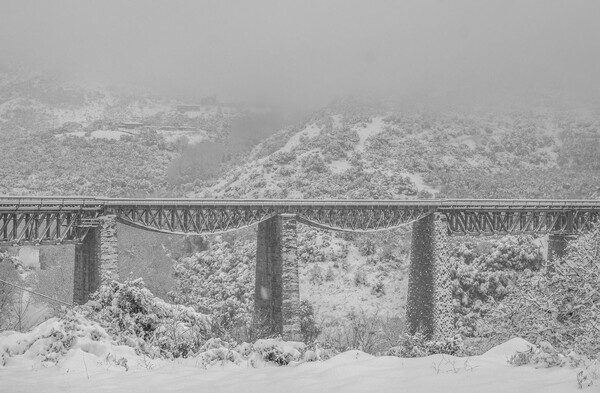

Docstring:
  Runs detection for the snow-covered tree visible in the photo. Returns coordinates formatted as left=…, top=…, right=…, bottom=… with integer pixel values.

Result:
left=485, top=225, right=600, bottom=357
left=168, top=237, right=255, bottom=339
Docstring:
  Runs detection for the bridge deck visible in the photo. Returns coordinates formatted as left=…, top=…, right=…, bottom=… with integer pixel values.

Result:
left=1, top=197, right=600, bottom=209
left=1, top=197, right=599, bottom=242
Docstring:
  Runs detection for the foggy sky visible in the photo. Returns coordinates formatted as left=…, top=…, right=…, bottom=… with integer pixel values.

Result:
left=1, top=0, right=599, bottom=109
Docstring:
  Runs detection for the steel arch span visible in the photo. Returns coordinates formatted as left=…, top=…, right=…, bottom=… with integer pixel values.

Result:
left=108, top=200, right=437, bottom=235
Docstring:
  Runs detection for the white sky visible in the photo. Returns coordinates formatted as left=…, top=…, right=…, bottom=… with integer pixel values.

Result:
left=1, top=0, right=599, bottom=108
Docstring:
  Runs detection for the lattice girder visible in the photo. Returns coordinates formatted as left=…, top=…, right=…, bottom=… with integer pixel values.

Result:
left=1, top=198, right=600, bottom=238
left=0, top=210, right=100, bottom=245
left=443, top=209, right=600, bottom=235
left=109, top=203, right=436, bottom=234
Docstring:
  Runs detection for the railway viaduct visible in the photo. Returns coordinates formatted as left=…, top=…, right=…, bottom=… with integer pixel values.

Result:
left=1, top=197, right=599, bottom=340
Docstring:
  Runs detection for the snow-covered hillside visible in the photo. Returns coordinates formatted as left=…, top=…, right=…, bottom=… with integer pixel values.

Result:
left=0, top=68, right=176, bottom=132
left=0, top=66, right=241, bottom=196
left=196, top=103, right=599, bottom=200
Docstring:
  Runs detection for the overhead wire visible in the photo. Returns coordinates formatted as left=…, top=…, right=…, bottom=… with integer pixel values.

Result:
left=0, top=278, right=73, bottom=307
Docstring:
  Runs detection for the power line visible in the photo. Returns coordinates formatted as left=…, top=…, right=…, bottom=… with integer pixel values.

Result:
left=0, top=278, right=73, bottom=307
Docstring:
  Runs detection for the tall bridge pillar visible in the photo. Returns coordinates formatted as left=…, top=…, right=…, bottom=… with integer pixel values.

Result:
left=72, top=215, right=119, bottom=305
left=73, top=228, right=100, bottom=304
left=406, top=213, right=454, bottom=340
left=254, top=214, right=301, bottom=341
left=99, top=215, right=119, bottom=283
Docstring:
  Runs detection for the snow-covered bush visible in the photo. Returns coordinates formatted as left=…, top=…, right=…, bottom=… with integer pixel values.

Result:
left=508, top=341, right=600, bottom=389
left=307, top=265, right=324, bottom=284
left=387, top=333, right=465, bottom=358
left=371, top=280, right=385, bottom=297
left=270, top=151, right=296, bottom=165
left=300, top=152, right=328, bottom=173
left=484, top=225, right=600, bottom=358
left=324, top=265, right=335, bottom=281
left=168, top=237, right=255, bottom=340
left=357, top=237, right=376, bottom=256
left=297, top=225, right=348, bottom=264
left=507, top=341, right=566, bottom=367
left=319, top=309, right=395, bottom=354
left=353, top=268, right=368, bottom=286
left=0, top=311, right=331, bottom=371
left=0, top=309, right=134, bottom=369
left=450, top=235, right=543, bottom=335
left=193, top=338, right=245, bottom=367
left=192, top=337, right=333, bottom=368
left=81, top=278, right=210, bottom=358
left=299, top=300, right=320, bottom=343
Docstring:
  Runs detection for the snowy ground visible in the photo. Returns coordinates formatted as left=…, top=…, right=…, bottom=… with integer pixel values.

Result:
left=0, top=337, right=585, bottom=393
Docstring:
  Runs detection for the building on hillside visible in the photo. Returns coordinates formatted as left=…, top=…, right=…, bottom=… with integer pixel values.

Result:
left=117, top=121, right=145, bottom=130
left=176, top=104, right=203, bottom=112
left=157, top=125, right=198, bottom=132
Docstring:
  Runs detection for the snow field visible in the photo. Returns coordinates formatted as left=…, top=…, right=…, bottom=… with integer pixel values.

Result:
left=0, top=335, right=586, bottom=393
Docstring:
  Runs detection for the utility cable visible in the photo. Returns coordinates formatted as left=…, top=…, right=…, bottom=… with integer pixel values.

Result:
left=0, top=278, right=73, bottom=307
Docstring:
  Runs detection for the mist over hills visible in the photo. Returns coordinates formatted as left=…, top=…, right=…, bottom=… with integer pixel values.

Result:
left=1, top=64, right=599, bottom=199
left=195, top=98, right=600, bottom=200
left=0, top=66, right=285, bottom=196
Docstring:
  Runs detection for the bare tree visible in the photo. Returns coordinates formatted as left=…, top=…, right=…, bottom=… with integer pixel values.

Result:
left=9, top=289, right=35, bottom=332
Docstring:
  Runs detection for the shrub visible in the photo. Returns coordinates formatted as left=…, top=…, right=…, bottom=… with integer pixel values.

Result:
left=507, top=341, right=565, bottom=368
left=324, top=265, right=335, bottom=282
left=82, top=278, right=211, bottom=358
left=387, top=333, right=465, bottom=358
left=354, top=268, right=368, bottom=286
left=168, top=237, right=255, bottom=339
left=300, top=152, right=328, bottom=173
left=450, top=235, right=543, bottom=336
left=371, top=280, right=385, bottom=297
left=357, top=237, right=376, bottom=256
left=482, top=225, right=600, bottom=357
left=308, top=265, right=324, bottom=285
left=270, top=151, right=296, bottom=165
left=319, top=309, right=391, bottom=354
left=299, top=300, right=321, bottom=343
left=507, top=341, right=600, bottom=389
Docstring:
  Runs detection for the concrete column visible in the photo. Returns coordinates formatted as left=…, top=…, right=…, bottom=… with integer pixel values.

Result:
left=254, top=214, right=301, bottom=340
left=406, top=214, right=454, bottom=340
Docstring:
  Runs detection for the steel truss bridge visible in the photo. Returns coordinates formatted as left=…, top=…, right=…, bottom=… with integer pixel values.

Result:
left=0, top=197, right=599, bottom=246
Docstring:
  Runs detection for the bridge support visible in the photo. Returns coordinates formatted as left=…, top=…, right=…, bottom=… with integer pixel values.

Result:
left=73, top=228, right=100, bottom=304
left=99, top=215, right=119, bottom=283
left=72, top=215, right=119, bottom=305
left=254, top=214, right=301, bottom=341
left=406, top=214, right=454, bottom=340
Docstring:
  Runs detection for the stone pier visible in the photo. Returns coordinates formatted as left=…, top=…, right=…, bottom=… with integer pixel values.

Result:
left=72, top=215, right=119, bottom=304
left=406, top=214, right=454, bottom=340
left=73, top=227, right=99, bottom=304
left=99, top=215, right=119, bottom=283
left=254, top=214, right=301, bottom=340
